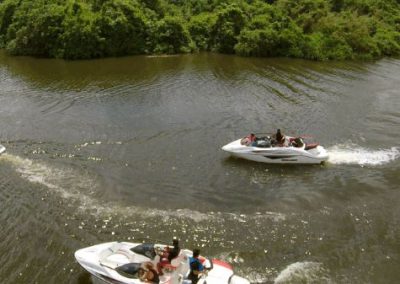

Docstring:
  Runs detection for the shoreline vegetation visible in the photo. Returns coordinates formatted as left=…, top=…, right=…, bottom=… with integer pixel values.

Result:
left=0, top=0, right=399, bottom=61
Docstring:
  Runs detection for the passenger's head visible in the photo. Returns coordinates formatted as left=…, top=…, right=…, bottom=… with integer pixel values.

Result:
left=277, top=129, right=281, bottom=134
left=192, top=249, right=200, bottom=258
left=145, top=262, right=154, bottom=270
left=173, top=239, right=179, bottom=247
left=138, top=268, right=146, bottom=277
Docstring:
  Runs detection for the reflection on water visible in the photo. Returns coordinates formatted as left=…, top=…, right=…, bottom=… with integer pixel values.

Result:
left=0, top=51, right=400, bottom=283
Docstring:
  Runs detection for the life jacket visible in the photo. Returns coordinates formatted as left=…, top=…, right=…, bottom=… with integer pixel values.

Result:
left=189, top=257, right=204, bottom=271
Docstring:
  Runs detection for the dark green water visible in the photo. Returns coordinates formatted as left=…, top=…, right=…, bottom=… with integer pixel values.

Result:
left=0, top=51, right=399, bottom=283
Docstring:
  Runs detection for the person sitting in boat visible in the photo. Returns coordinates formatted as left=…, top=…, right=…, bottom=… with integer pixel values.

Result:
left=168, top=239, right=180, bottom=262
left=139, top=262, right=160, bottom=283
left=157, top=239, right=180, bottom=275
left=240, top=133, right=256, bottom=146
left=271, top=129, right=285, bottom=146
left=188, top=249, right=205, bottom=284
left=290, top=137, right=304, bottom=148
left=275, top=129, right=284, bottom=145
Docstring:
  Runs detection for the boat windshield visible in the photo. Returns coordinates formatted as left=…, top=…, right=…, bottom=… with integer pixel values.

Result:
left=130, top=243, right=156, bottom=260
left=116, top=263, right=141, bottom=278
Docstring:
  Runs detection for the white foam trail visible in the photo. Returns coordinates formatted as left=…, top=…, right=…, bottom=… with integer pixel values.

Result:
left=327, top=145, right=399, bottom=166
left=1, top=153, right=97, bottom=202
left=274, top=261, right=330, bottom=284
left=0, top=154, right=286, bottom=223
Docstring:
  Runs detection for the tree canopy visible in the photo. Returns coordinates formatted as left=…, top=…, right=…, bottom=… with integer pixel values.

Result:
left=0, top=0, right=399, bottom=60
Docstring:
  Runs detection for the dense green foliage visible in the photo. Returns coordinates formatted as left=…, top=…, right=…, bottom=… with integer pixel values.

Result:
left=0, top=0, right=399, bottom=60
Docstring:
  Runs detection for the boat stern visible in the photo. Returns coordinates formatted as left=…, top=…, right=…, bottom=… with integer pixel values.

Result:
left=314, top=145, right=329, bottom=163
left=205, top=259, right=250, bottom=284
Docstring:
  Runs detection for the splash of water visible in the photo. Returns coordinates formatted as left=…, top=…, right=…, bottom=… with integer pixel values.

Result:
left=274, top=261, right=331, bottom=284
left=327, top=145, right=399, bottom=166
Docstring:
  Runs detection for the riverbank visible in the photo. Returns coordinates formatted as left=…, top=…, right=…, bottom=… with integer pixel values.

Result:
left=0, top=0, right=399, bottom=61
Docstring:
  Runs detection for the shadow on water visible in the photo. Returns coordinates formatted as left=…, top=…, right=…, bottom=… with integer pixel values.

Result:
left=0, top=51, right=190, bottom=90
left=77, top=272, right=92, bottom=284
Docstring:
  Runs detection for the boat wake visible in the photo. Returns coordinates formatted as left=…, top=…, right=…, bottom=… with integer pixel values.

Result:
left=0, top=153, right=98, bottom=202
left=274, top=261, right=330, bottom=284
left=1, top=154, right=331, bottom=283
left=0, top=153, right=286, bottom=224
left=327, top=145, right=399, bottom=166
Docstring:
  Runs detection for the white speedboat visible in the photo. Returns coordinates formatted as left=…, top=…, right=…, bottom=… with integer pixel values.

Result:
left=0, top=144, right=5, bottom=155
left=75, top=241, right=250, bottom=284
left=222, top=135, right=328, bottom=164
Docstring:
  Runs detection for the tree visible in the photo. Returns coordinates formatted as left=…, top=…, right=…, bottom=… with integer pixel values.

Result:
left=57, top=1, right=103, bottom=59
left=95, top=0, right=149, bottom=56
left=0, top=0, right=399, bottom=60
left=0, top=0, right=20, bottom=47
left=6, top=1, right=65, bottom=57
left=188, top=13, right=215, bottom=50
left=210, top=4, right=246, bottom=53
left=153, top=15, right=192, bottom=53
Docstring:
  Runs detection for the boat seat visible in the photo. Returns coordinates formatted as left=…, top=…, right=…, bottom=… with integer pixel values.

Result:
left=99, top=242, right=121, bottom=261
left=305, top=143, right=319, bottom=150
left=99, top=243, right=133, bottom=269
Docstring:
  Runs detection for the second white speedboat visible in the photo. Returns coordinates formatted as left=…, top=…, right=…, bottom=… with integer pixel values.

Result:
left=222, top=135, right=328, bottom=164
left=75, top=241, right=250, bottom=284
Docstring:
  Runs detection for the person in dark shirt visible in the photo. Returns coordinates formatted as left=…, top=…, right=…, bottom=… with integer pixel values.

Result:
left=188, top=249, right=204, bottom=284
left=157, top=239, right=180, bottom=276
left=167, top=239, right=180, bottom=262
left=275, top=129, right=284, bottom=144
left=273, top=128, right=286, bottom=146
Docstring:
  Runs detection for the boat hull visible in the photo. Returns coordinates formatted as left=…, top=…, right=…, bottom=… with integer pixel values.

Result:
left=222, top=139, right=328, bottom=165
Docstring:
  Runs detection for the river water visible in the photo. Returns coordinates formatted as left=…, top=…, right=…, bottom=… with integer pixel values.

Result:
left=0, top=51, right=399, bottom=283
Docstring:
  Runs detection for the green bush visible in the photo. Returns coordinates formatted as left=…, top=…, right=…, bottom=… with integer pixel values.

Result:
left=6, top=1, right=65, bottom=57
left=153, top=15, right=193, bottom=54
left=188, top=13, right=215, bottom=50
left=0, top=0, right=399, bottom=60
left=95, top=0, right=149, bottom=56
left=0, top=0, right=20, bottom=47
left=210, top=4, right=246, bottom=53
left=57, top=1, right=103, bottom=59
